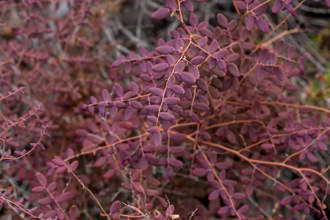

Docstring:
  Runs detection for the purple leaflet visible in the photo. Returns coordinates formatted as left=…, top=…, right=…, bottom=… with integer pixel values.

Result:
left=156, top=45, right=175, bottom=54
left=189, top=13, right=198, bottom=27
left=183, top=0, right=194, bottom=12
left=272, top=0, right=283, bottom=13
left=36, top=172, right=47, bottom=186
left=148, top=87, right=163, bottom=96
left=144, top=105, right=160, bottom=113
left=191, top=56, right=204, bottom=65
left=228, top=63, right=240, bottom=76
left=164, top=97, right=180, bottom=105
left=152, top=63, right=169, bottom=72
left=192, top=168, right=208, bottom=176
left=197, top=36, right=208, bottom=47
left=216, top=13, right=228, bottom=28
left=159, top=112, right=175, bottom=121
left=209, top=190, right=220, bottom=201
left=169, top=85, right=185, bottom=95
left=131, top=101, right=143, bottom=109
left=180, top=72, right=196, bottom=84
left=151, top=8, right=171, bottom=20
left=165, top=0, right=177, bottom=10
left=256, top=17, right=269, bottom=33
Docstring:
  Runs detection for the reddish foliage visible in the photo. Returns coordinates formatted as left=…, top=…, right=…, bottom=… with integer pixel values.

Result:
left=0, top=0, right=329, bottom=220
